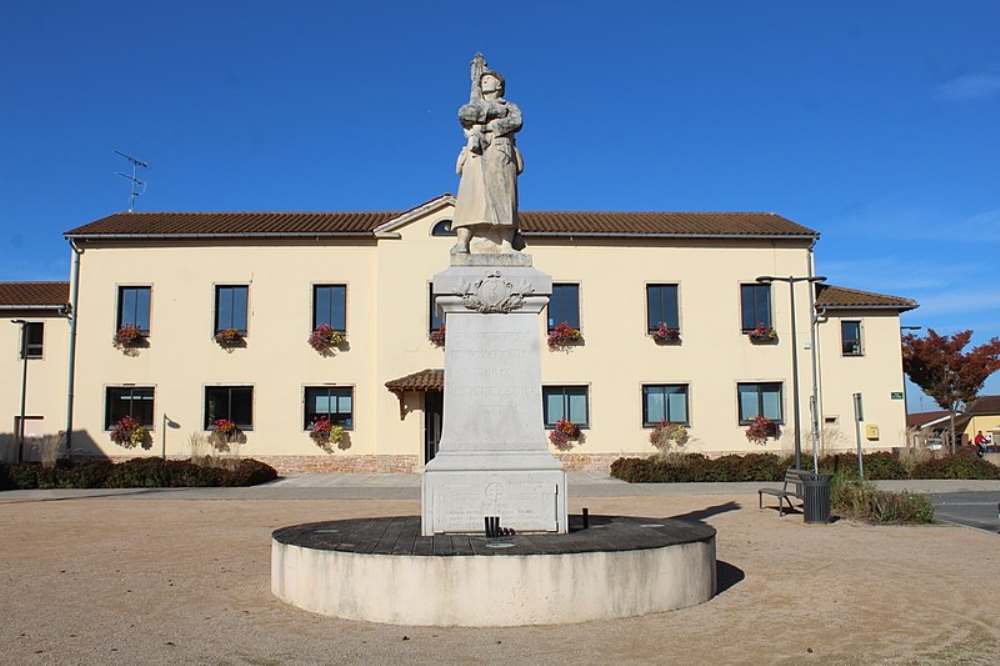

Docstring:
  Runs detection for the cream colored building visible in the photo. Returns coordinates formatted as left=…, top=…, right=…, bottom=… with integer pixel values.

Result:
left=1, top=194, right=917, bottom=472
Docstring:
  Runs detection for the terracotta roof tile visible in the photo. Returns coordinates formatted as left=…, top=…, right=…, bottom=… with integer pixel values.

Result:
left=385, top=369, right=444, bottom=393
left=67, top=207, right=818, bottom=239
left=815, top=284, right=917, bottom=311
left=968, top=395, right=1000, bottom=415
left=906, top=411, right=949, bottom=428
left=0, top=282, right=70, bottom=309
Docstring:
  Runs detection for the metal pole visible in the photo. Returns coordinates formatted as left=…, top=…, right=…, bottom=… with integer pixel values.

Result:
left=788, top=279, right=802, bottom=471
left=853, top=392, right=865, bottom=480
left=162, top=413, right=167, bottom=459
left=10, top=320, right=29, bottom=464
left=65, top=239, right=82, bottom=456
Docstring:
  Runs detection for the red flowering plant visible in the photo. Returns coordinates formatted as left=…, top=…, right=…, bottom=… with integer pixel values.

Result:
left=428, top=324, right=446, bottom=347
left=215, top=328, right=243, bottom=346
left=747, top=322, right=777, bottom=342
left=547, top=321, right=582, bottom=348
left=548, top=418, right=582, bottom=451
left=309, top=416, right=345, bottom=453
left=649, top=421, right=689, bottom=454
left=308, top=324, right=346, bottom=354
left=109, top=414, right=152, bottom=449
left=113, top=324, right=145, bottom=349
left=209, top=418, right=242, bottom=452
left=745, top=416, right=778, bottom=446
left=652, top=322, right=681, bottom=343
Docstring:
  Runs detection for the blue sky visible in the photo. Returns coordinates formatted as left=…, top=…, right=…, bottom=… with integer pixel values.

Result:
left=2, top=1, right=998, bottom=407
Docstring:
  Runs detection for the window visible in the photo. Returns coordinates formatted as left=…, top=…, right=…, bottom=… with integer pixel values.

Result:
left=204, top=386, right=253, bottom=430
left=841, top=320, right=862, bottom=356
left=117, top=286, right=151, bottom=333
left=646, top=284, right=679, bottom=331
left=542, top=386, right=589, bottom=427
left=105, top=386, right=155, bottom=429
left=313, top=284, right=347, bottom=331
left=547, top=283, right=580, bottom=332
left=304, top=386, right=353, bottom=429
left=20, top=322, right=44, bottom=359
left=431, top=219, right=455, bottom=236
left=428, top=284, right=443, bottom=332
left=215, top=285, right=248, bottom=334
left=740, top=283, right=771, bottom=331
left=642, top=384, right=689, bottom=426
left=737, top=382, right=783, bottom=424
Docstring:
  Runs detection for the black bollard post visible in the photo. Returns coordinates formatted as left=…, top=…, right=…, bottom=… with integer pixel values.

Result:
left=582, top=507, right=590, bottom=529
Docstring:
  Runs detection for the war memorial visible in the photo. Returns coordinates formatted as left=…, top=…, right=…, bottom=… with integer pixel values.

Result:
left=271, top=55, right=717, bottom=626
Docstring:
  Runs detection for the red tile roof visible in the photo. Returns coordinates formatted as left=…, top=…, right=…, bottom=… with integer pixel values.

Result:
left=968, top=395, right=1000, bottom=415
left=0, top=282, right=70, bottom=309
left=815, top=284, right=917, bottom=311
left=66, top=207, right=818, bottom=240
left=385, top=369, right=444, bottom=393
left=906, top=411, right=949, bottom=428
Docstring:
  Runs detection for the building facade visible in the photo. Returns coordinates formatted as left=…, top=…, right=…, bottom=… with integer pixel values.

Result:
left=1, top=195, right=917, bottom=472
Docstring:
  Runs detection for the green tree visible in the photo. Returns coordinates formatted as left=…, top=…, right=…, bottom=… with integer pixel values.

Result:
left=902, top=330, right=1000, bottom=453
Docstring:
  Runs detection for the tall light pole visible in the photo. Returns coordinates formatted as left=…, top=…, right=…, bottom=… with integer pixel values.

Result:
left=900, top=325, right=922, bottom=446
left=756, top=276, right=827, bottom=470
left=11, top=319, right=29, bottom=464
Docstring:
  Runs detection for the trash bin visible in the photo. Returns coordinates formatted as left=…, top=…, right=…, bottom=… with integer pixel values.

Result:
left=802, top=473, right=832, bottom=524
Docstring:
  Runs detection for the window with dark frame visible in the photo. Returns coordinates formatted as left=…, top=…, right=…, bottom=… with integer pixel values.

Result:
left=740, top=283, right=772, bottom=331
left=431, top=219, right=456, bottom=236
left=547, top=283, right=580, bottom=332
left=737, top=382, right=783, bottom=424
left=428, top=284, right=443, bottom=332
left=204, top=386, right=253, bottom=430
left=117, top=286, right=151, bottom=333
left=304, top=386, right=354, bottom=429
left=105, top=386, right=155, bottom=429
left=20, top=322, right=44, bottom=359
left=542, top=386, right=589, bottom=427
left=642, top=384, right=689, bottom=426
left=841, top=320, right=862, bottom=356
left=215, top=285, right=248, bottom=334
left=313, top=284, right=347, bottom=331
left=646, top=284, right=679, bottom=331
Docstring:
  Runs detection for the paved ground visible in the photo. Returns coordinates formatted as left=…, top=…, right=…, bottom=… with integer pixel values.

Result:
left=932, top=491, right=1000, bottom=534
left=3, top=485, right=1000, bottom=665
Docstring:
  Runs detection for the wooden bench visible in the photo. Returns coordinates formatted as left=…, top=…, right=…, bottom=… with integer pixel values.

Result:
left=758, top=470, right=806, bottom=516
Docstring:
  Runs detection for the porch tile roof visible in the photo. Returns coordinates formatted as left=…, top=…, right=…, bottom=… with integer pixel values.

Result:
left=815, top=284, right=917, bottom=311
left=0, top=282, right=70, bottom=308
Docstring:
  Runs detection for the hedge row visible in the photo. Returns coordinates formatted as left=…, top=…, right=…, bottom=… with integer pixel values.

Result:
left=0, top=457, right=278, bottom=490
left=610, top=451, right=1000, bottom=483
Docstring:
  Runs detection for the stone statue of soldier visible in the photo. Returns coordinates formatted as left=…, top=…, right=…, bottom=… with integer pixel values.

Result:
left=451, top=53, right=526, bottom=256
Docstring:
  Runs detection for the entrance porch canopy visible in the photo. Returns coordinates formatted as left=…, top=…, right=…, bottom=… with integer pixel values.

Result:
left=385, top=368, right=443, bottom=419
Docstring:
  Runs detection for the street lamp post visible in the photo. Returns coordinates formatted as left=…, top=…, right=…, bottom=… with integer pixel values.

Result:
left=756, top=276, right=827, bottom=471
left=11, top=319, right=29, bottom=464
left=899, top=325, right=922, bottom=446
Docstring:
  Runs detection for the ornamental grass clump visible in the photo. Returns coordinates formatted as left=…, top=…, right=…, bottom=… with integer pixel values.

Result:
left=547, top=321, right=581, bottom=348
left=109, top=415, right=152, bottom=450
left=548, top=418, right=582, bottom=451
left=831, top=480, right=934, bottom=524
left=308, top=324, right=345, bottom=353
left=309, top=416, right=345, bottom=453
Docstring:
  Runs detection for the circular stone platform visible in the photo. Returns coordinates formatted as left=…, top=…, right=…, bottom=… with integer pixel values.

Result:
left=272, top=515, right=716, bottom=626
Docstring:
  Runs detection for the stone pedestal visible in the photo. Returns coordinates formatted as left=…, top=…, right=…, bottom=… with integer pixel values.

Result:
left=422, top=263, right=568, bottom=535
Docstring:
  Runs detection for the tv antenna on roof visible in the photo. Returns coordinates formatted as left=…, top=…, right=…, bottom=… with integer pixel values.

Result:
left=114, top=150, right=149, bottom=212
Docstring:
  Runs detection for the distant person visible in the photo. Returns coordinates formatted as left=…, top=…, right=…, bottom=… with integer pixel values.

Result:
left=974, top=430, right=988, bottom=458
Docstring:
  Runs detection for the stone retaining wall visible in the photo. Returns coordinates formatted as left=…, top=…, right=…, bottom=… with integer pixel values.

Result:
left=256, top=455, right=420, bottom=475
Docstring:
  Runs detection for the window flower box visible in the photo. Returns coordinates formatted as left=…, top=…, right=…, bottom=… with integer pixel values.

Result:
left=649, top=421, right=689, bottom=454
left=652, top=322, right=681, bottom=343
left=548, top=418, right=583, bottom=451
left=309, top=416, right=345, bottom=453
left=109, top=414, right=152, bottom=450
left=209, top=418, right=244, bottom=452
left=747, top=323, right=777, bottom=343
left=428, top=324, right=446, bottom=348
left=547, top=321, right=582, bottom=349
left=745, top=416, right=779, bottom=446
left=308, top=324, right=346, bottom=354
left=215, top=328, right=244, bottom=347
left=113, top=324, right=146, bottom=350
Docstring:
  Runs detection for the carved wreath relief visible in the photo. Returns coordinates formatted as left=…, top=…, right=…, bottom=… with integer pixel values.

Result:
left=454, top=271, right=534, bottom=313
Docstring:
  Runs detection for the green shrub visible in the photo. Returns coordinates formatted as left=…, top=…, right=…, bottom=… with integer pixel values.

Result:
left=780, top=452, right=908, bottom=480
left=0, top=458, right=277, bottom=490
left=832, top=480, right=934, bottom=523
left=910, top=451, right=1000, bottom=480
left=610, top=453, right=784, bottom=483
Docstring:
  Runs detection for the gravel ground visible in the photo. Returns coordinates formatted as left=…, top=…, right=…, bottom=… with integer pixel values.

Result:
left=1, top=492, right=998, bottom=665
